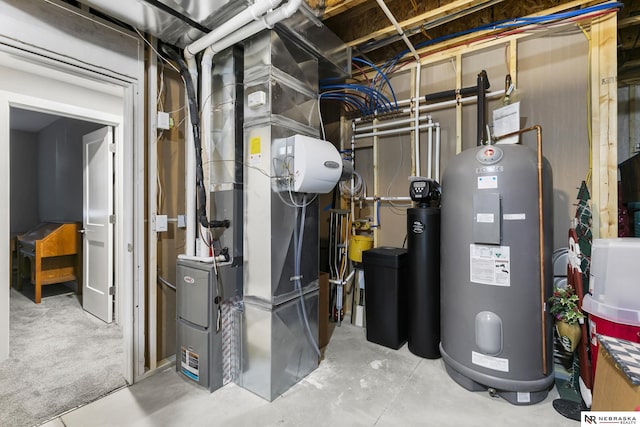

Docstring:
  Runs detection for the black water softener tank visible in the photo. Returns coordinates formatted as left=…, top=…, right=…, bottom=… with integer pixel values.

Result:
left=407, top=178, right=441, bottom=359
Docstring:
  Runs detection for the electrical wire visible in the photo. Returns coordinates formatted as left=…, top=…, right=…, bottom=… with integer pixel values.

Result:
left=166, top=105, right=186, bottom=114
left=133, top=28, right=181, bottom=75
left=274, top=185, right=318, bottom=208
left=159, top=44, right=221, bottom=235
left=205, top=159, right=273, bottom=179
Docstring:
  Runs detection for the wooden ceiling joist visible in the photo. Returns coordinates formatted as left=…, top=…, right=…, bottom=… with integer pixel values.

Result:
left=345, top=0, right=507, bottom=48
left=617, top=14, right=640, bottom=29
left=386, top=0, right=603, bottom=65
left=322, top=0, right=371, bottom=19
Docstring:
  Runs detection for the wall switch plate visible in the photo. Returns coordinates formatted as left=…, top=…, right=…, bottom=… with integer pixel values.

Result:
left=156, top=214, right=168, bottom=232
left=157, top=112, right=170, bottom=130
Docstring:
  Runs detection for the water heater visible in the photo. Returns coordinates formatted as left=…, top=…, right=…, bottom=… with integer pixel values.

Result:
left=440, top=143, right=554, bottom=405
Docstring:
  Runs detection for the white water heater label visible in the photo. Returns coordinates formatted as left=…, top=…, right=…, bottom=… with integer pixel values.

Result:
left=476, top=213, right=494, bottom=223
left=477, top=175, right=498, bottom=189
left=503, top=213, right=526, bottom=221
left=517, top=392, right=531, bottom=403
left=181, top=347, right=200, bottom=382
left=470, top=244, right=511, bottom=286
left=472, top=351, right=509, bottom=372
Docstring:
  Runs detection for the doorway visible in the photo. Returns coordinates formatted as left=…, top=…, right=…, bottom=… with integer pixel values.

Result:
left=1, top=108, right=126, bottom=427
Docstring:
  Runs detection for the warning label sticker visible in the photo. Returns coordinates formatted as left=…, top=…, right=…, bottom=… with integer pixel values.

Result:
left=469, top=244, right=510, bottom=287
left=477, top=175, right=498, bottom=189
left=181, top=346, right=200, bottom=382
left=249, top=136, right=262, bottom=165
left=472, top=351, right=509, bottom=372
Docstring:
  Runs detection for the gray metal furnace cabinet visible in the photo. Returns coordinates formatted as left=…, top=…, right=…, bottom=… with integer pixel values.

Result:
left=176, top=259, right=231, bottom=392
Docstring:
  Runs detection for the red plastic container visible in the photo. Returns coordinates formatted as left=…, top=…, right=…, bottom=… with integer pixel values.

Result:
left=583, top=239, right=640, bottom=383
left=584, top=305, right=640, bottom=382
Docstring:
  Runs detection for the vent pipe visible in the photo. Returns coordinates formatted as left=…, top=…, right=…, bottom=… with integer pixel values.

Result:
left=181, top=0, right=303, bottom=258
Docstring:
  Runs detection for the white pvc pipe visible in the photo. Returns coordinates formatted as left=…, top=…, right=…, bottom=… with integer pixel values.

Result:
left=374, top=0, right=422, bottom=178
left=375, top=0, right=419, bottom=61
left=414, top=62, right=421, bottom=178
left=359, top=196, right=412, bottom=201
left=205, top=0, right=302, bottom=51
left=185, top=0, right=283, bottom=58
left=186, top=0, right=274, bottom=257
left=147, top=36, right=158, bottom=369
left=354, top=122, right=438, bottom=139
left=427, top=119, right=433, bottom=179
left=185, top=55, right=198, bottom=257
left=395, top=98, right=413, bottom=108
left=435, top=125, right=441, bottom=180
left=264, top=0, right=304, bottom=26
left=206, top=20, right=265, bottom=56
left=177, top=254, right=228, bottom=263
left=353, top=89, right=505, bottom=122
left=355, top=114, right=431, bottom=132
left=373, top=118, right=379, bottom=246
left=185, top=99, right=196, bottom=255
left=350, top=122, right=356, bottom=236
left=418, top=90, right=505, bottom=114
left=184, top=0, right=303, bottom=262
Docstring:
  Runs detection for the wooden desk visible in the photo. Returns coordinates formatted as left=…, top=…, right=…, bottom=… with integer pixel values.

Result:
left=17, top=222, right=81, bottom=304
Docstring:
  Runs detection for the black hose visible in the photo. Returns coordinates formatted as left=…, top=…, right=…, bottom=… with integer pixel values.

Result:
left=159, top=44, right=229, bottom=231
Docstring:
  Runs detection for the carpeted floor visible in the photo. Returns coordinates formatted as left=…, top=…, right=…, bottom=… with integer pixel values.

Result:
left=0, top=282, right=127, bottom=427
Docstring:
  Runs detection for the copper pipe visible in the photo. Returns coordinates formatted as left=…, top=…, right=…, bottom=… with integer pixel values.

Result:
left=493, top=125, right=548, bottom=376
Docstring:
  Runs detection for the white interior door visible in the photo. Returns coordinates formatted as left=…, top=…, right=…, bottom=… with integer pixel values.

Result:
left=82, top=127, right=114, bottom=323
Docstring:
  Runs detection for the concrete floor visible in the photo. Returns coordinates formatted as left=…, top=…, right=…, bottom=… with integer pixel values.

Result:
left=41, top=323, right=577, bottom=427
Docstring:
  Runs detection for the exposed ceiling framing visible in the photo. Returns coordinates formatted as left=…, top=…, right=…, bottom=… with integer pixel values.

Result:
left=69, top=0, right=640, bottom=85
left=617, top=1, right=640, bottom=84
left=306, top=0, right=640, bottom=86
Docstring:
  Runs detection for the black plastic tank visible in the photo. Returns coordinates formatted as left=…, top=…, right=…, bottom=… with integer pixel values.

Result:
left=407, top=206, right=441, bottom=358
left=362, top=247, right=408, bottom=349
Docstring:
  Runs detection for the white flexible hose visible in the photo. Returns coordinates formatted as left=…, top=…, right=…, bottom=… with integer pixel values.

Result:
left=339, top=170, right=366, bottom=198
